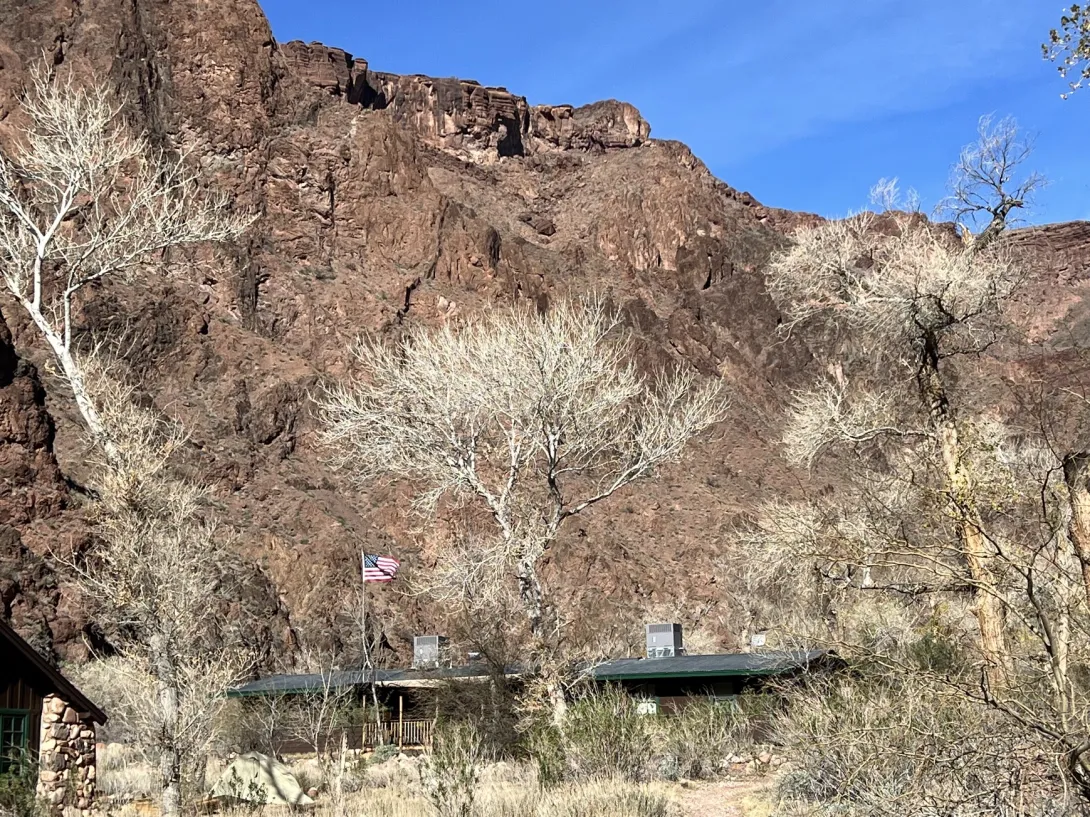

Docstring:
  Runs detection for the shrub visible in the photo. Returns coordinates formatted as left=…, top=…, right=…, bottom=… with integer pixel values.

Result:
left=0, top=752, right=45, bottom=817
left=657, top=693, right=777, bottom=780
left=526, top=722, right=567, bottom=789
left=775, top=674, right=1067, bottom=817
left=556, top=687, right=655, bottom=783
left=216, top=767, right=268, bottom=814
left=372, top=743, right=400, bottom=764
left=420, top=722, right=482, bottom=817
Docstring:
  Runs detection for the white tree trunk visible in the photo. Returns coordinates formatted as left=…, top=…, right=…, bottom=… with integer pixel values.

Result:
left=921, top=343, right=1009, bottom=687
left=1063, top=453, right=1090, bottom=608
left=25, top=305, right=120, bottom=463
left=151, top=637, right=182, bottom=817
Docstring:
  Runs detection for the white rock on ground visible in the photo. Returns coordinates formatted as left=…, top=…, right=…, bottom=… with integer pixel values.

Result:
left=210, top=752, right=314, bottom=806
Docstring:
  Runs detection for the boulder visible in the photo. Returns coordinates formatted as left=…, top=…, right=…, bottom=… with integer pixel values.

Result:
left=210, top=752, right=314, bottom=806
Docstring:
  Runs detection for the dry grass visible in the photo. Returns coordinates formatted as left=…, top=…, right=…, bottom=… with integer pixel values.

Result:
left=98, top=752, right=680, bottom=817
left=97, top=744, right=158, bottom=802
left=94, top=746, right=782, bottom=817
left=297, top=778, right=676, bottom=817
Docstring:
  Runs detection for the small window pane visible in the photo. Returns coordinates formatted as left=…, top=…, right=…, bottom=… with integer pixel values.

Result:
left=0, top=712, right=28, bottom=774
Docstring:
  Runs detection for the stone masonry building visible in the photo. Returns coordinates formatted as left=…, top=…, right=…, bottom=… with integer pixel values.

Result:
left=0, top=618, right=106, bottom=817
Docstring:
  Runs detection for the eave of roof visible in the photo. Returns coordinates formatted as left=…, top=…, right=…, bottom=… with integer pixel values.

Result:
left=228, top=664, right=522, bottom=697
left=0, top=619, right=108, bottom=724
left=588, top=650, right=830, bottom=681
left=229, top=650, right=832, bottom=697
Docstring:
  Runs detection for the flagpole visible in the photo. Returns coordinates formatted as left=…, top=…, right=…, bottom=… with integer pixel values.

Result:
left=360, top=552, right=384, bottom=747
left=360, top=552, right=370, bottom=676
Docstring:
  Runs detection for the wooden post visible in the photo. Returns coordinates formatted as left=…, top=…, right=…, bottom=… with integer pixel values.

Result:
left=398, top=694, right=404, bottom=749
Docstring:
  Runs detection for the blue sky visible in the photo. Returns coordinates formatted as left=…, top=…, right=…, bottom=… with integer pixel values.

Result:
left=259, top=1, right=1090, bottom=225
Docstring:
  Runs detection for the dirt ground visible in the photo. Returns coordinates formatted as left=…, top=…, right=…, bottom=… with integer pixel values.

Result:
left=674, top=777, right=776, bottom=817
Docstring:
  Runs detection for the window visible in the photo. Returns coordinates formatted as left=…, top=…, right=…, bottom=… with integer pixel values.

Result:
left=0, top=711, right=28, bottom=774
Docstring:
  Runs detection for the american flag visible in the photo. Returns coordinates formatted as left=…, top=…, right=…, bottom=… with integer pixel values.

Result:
left=362, top=554, right=400, bottom=583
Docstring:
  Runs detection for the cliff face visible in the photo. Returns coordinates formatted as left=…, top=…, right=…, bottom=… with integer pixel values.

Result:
left=0, top=0, right=1086, bottom=661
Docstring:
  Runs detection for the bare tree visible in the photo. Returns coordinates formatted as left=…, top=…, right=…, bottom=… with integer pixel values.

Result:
left=63, top=362, right=255, bottom=816
left=274, top=650, right=358, bottom=770
left=767, top=190, right=1018, bottom=683
left=1045, top=6, right=1090, bottom=98
left=336, top=586, right=390, bottom=745
left=72, top=654, right=248, bottom=797
left=319, top=297, right=727, bottom=717
left=753, top=428, right=1090, bottom=811
left=938, top=115, right=1045, bottom=250
left=0, top=69, right=252, bottom=817
left=1064, top=452, right=1090, bottom=606
left=0, top=65, right=249, bottom=458
left=756, top=127, right=1090, bottom=805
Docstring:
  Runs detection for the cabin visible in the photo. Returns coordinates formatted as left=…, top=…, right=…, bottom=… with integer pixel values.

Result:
left=230, top=624, right=833, bottom=752
left=588, top=622, right=833, bottom=713
left=0, top=618, right=106, bottom=817
left=230, top=640, right=517, bottom=752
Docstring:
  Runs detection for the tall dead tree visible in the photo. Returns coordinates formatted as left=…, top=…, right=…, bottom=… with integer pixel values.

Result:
left=768, top=198, right=1021, bottom=683
left=0, top=67, right=250, bottom=817
left=0, top=66, right=249, bottom=459
left=939, top=115, right=1045, bottom=251
left=319, top=297, right=727, bottom=718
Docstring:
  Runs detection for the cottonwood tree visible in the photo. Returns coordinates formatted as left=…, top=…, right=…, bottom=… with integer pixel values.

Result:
left=748, top=428, right=1090, bottom=812
left=767, top=198, right=1019, bottom=682
left=1045, top=6, right=1090, bottom=97
left=939, top=115, right=1045, bottom=250
left=65, top=363, right=255, bottom=816
left=0, top=66, right=248, bottom=459
left=319, top=297, right=727, bottom=712
left=764, top=117, right=1044, bottom=680
left=0, top=69, right=251, bottom=817
left=752, top=123, right=1090, bottom=808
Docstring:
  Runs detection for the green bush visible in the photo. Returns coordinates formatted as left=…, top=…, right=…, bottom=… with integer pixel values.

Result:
left=526, top=722, right=567, bottom=789
left=371, top=743, right=399, bottom=764
left=659, top=692, right=778, bottom=780
left=420, top=721, right=482, bottom=817
left=556, top=687, right=656, bottom=783
left=0, top=752, right=45, bottom=817
left=217, top=766, right=268, bottom=814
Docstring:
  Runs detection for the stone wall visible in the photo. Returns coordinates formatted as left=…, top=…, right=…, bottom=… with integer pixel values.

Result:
left=36, top=694, right=96, bottom=817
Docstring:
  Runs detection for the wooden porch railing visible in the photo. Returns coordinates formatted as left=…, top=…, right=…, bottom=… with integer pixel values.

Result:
left=363, top=718, right=434, bottom=749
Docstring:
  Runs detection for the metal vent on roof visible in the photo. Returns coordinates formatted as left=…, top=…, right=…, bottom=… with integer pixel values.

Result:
left=645, top=623, right=684, bottom=659
left=413, top=635, right=449, bottom=669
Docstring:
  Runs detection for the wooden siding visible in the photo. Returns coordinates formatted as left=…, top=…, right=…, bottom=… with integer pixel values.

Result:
left=0, top=654, right=46, bottom=754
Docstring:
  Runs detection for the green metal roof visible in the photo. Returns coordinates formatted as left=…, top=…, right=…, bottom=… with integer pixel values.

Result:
left=588, top=650, right=830, bottom=681
left=228, top=663, right=514, bottom=697
left=229, top=650, right=831, bottom=697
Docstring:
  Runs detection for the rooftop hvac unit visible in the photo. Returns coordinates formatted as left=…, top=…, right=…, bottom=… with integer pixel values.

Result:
left=645, top=623, right=684, bottom=659
left=412, top=635, right=449, bottom=669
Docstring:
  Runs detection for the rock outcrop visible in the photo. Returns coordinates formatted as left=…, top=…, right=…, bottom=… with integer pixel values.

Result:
left=0, top=0, right=1084, bottom=661
left=279, top=40, right=651, bottom=161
